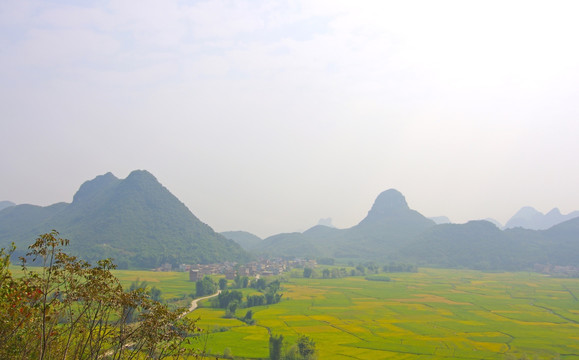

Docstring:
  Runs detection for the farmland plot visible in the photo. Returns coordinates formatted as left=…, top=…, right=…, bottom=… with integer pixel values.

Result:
left=187, top=269, right=579, bottom=359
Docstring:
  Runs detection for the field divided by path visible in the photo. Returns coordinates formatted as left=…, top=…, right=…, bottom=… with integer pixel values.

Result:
left=185, top=269, right=579, bottom=359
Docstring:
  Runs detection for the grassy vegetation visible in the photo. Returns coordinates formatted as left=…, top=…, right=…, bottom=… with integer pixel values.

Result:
left=40, top=267, right=579, bottom=359
left=111, top=269, right=195, bottom=301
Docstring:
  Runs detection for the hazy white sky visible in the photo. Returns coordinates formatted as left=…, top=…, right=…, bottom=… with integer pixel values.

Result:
left=1, top=0, right=579, bottom=238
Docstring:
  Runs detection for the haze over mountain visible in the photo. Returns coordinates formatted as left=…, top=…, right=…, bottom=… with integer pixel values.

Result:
left=0, top=170, right=248, bottom=268
left=0, top=201, right=15, bottom=212
left=3, top=2, right=579, bottom=241
left=257, top=189, right=436, bottom=260
left=220, top=231, right=262, bottom=251
left=429, top=216, right=451, bottom=224
left=2, top=170, right=579, bottom=272
left=483, top=218, right=503, bottom=229
left=505, top=206, right=579, bottom=230
left=316, top=218, right=335, bottom=228
left=255, top=189, right=579, bottom=271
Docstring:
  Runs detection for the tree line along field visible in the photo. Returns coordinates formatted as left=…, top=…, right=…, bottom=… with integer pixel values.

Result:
left=30, top=266, right=579, bottom=359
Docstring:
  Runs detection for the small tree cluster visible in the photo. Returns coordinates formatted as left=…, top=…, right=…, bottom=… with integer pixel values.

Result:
left=215, top=278, right=284, bottom=319
left=232, top=274, right=250, bottom=289
left=382, top=262, right=418, bottom=273
left=218, top=277, right=228, bottom=290
left=215, top=290, right=242, bottom=308
left=316, top=257, right=334, bottom=265
left=268, top=334, right=316, bottom=360
left=319, top=267, right=349, bottom=279
left=261, top=279, right=282, bottom=306
left=242, top=310, right=254, bottom=325
left=251, top=277, right=266, bottom=290
left=246, top=294, right=266, bottom=307
left=269, top=334, right=283, bottom=360
left=212, top=290, right=243, bottom=318
left=195, top=275, right=217, bottom=297
left=315, top=262, right=418, bottom=280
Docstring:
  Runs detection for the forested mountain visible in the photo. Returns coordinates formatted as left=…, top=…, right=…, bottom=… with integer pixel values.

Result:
left=429, top=216, right=451, bottom=224
left=505, top=206, right=579, bottom=230
left=400, top=220, right=541, bottom=270
left=399, top=217, right=579, bottom=271
left=221, top=230, right=262, bottom=251
left=258, top=189, right=436, bottom=260
left=0, top=170, right=249, bottom=268
left=538, top=217, right=579, bottom=265
left=3, top=176, right=579, bottom=271
left=256, top=190, right=579, bottom=271
left=343, top=189, right=435, bottom=258
left=0, top=201, right=15, bottom=211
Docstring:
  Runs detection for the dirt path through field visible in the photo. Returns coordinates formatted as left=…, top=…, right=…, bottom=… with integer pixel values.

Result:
left=182, top=290, right=221, bottom=317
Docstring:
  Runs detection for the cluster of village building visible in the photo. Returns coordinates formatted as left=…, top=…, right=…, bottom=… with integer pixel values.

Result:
left=156, top=258, right=317, bottom=281
left=534, top=263, right=579, bottom=277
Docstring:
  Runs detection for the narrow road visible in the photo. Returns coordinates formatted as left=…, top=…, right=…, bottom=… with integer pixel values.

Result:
left=181, top=290, right=221, bottom=318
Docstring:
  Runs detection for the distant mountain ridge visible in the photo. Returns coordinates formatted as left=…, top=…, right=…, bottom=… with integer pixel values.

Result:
left=0, top=201, right=15, bottom=211
left=505, top=206, right=579, bottom=230
left=429, top=216, right=451, bottom=224
left=0, top=170, right=249, bottom=268
left=255, top=190, right=579, bottom=271
left=3, top=176, right=579, bottom=271
left=257, top=189, right=436, bottom=260
left=220, top=231, right=262, bottom=251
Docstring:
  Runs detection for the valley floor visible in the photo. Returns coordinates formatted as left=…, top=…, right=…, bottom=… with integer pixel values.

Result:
left=187, top=268, right=579, bottom=359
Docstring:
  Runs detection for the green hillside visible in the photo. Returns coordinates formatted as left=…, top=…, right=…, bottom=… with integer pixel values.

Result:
left=0, top=201, right=15, bottom=211
left=0, top=170, right=249, bottom=268
left=256, top=190, right=579, bottom=270
left=221, top=230, right=263, bottom=251
left=258, top=189, right=436, bottom=261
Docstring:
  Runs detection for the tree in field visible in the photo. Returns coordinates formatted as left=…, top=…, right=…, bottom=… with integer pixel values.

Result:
left=0, top=230, right=201, bottom=359
left=253, top=277, right=266, bottom=290
left=225, top=301, right=238, bottom=318
left=195, top=275, right=217, bottom=297
left=303, top=267, right=313, bottom=278
left=269, top=334, right=283, bottom=360
left=243, top=310, right=253, bottom=322
left=232, top=274, right=250, bottom=289
left=297, top=334, right=316, bottom=359
left=283, top=334, right=316, bottom=360
left=216, top=290, right=243, bottom=308
left=246, top=294, right=265, bottom=307
left=218, top=277, right=228, bottom=290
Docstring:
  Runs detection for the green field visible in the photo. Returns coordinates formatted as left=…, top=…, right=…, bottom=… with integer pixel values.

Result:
left=20, top=266, right=579, bottom=359
left=183, top=269, right=579, bottom=360
left=112, top=268, right=197, bottom=301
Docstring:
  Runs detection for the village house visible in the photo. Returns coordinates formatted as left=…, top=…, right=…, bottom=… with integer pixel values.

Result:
left=183, top=257, right=314, bottom=281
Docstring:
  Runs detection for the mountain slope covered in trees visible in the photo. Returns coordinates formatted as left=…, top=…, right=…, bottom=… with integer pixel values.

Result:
left=3, top=175, right=579, bottom=271
left=0, top=201, right=15, bottom=212
left=0, top=170, right=249, bottom=268
left=256, top=190, right=579, bottom=271
left=220, top=231, right=262, bottom=251
left=258, top=189, right=436, bottom=260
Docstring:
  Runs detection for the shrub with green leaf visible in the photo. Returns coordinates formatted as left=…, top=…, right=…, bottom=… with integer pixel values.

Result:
left=0, top=230, right=202, bottom=359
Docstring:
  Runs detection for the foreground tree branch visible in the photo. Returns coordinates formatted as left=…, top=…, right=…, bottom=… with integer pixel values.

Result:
left=0, top=230, right=203, bottom=359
